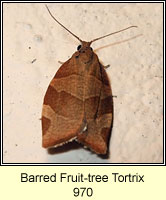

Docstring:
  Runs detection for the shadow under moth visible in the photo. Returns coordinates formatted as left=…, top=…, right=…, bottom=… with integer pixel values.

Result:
left=42, top=5, right=137, bottom=154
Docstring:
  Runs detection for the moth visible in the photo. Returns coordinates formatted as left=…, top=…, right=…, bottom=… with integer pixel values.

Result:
left=42, top=5, right=137, bottom=154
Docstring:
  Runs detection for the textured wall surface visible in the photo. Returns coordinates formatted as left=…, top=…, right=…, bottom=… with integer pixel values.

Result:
left=3, top=3, right=163, bottom=163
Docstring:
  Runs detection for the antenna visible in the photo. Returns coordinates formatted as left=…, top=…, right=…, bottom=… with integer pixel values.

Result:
left=45, top=5, right=83, bottom=43
left=45, top=5, right=138, bottom=45
left=91, top=26, right=138, bottom=43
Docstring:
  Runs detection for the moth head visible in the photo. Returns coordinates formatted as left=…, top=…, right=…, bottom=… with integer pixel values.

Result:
left=76, top=41, right=93, bottom=64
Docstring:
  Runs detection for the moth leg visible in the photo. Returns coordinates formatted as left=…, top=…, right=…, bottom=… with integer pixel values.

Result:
left=103, top=64, right=110, bottom=69
left=100, top=61, right=110, bottom=69
left=58, top=61, right=65, bottom=64
left=99, top=94, right=117, bottom=99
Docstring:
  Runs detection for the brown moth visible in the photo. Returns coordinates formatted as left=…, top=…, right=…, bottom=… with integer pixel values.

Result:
left=42, top=5, right=137, bottom=154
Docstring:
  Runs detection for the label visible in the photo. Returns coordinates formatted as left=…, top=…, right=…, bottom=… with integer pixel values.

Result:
left=20, top=172, right=144, bottom=183
left=20, top=172, right=144, bottom=197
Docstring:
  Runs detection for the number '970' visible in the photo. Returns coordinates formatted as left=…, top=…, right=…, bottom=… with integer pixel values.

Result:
left=73, top=187, right=93, bottom=197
